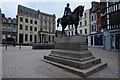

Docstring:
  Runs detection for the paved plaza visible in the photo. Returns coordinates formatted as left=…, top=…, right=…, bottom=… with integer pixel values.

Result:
left=2, top=46, right=119, bottom=78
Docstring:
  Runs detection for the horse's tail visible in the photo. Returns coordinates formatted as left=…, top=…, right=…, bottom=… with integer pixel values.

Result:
left=57, top=18, right=60, bottom=27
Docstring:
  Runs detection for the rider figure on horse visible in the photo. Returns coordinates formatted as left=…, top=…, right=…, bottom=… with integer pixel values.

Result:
left=63, top=3, right=71, bottom=23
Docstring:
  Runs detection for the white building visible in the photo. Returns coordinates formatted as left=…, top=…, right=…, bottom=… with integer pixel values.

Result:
left=0, top=8, right=1, bottom=40
left=77, top=9, right=91, bottom=45
left=66, top=25, right=75, bottom=36
left=17, top=5, right=56, bottom=44
left=66, top=9, right=91, bottom=36
left=38, top=11, right=56, bottom=43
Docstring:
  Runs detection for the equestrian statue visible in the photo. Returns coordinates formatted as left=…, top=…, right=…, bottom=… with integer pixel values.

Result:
left=57, top=3, right=84, bottom=35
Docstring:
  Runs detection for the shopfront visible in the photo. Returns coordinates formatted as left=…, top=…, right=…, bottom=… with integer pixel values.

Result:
left=103, top=30, right=120, bottom=51
left=111, top=32, right=120, bottom=50
left=89, top=33, right=103, bottom=46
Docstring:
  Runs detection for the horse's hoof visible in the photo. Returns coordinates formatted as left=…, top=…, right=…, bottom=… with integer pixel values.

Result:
left=75, top=33, right=80, bottom=35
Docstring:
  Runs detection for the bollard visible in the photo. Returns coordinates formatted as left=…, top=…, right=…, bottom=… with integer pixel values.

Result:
left=5, top=42, right=7, bottom=50
left=13, top=41, right=15, bottom=47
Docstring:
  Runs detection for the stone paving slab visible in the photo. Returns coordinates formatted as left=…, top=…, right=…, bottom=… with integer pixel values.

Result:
left=88, top=47, right=118, bottom=78
left=2, top=46, right=119, bottom=78
left=2, top=46, right=80, bottom=78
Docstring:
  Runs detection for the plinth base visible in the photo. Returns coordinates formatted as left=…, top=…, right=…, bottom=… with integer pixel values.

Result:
left=43, top=36, right=107, bottom=77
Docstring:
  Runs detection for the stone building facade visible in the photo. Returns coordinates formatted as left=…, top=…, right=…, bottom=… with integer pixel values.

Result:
left=17, top=5, right=39, bottom=44
left=2, top=14, right=17, bottom=43
left=38, top=11, right=56, bottom=43
left=17, top=5, right=56, bottom=44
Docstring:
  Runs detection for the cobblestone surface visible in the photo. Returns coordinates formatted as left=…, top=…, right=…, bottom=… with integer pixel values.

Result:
left=2, top=46, right=118, bottom=78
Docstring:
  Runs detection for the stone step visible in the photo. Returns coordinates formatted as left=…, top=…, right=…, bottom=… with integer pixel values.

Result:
left=44, top=55, right=101, bottom=69
left=50, top=50, right=93, bottom=59
left=49, top=54, right=95, bottom=62
left=42, top=59, right=107, bottom=77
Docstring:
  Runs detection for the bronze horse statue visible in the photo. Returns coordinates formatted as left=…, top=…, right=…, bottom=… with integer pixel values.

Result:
left=57, top=5, right=84, bottom=35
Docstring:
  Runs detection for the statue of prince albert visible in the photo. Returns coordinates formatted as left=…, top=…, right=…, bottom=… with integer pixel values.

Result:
left=57, top=3, right=84, bottom=35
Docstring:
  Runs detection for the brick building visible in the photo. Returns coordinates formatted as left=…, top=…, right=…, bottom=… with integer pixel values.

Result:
left=89, top=1, right=103, bottom=46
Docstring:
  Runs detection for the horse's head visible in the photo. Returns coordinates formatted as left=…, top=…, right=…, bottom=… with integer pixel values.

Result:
left=73, top=5, right=84, bottom=17
left=78, top=5, right=84, bottom=17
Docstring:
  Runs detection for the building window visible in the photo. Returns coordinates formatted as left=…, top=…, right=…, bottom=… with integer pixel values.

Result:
left=2, top=27, right=6, bottom=31
left=69, top=32, right=70, bottom=36
left=30, top=26, right=33, bottom=31
left=40, top=28, right=42, bottom=31
left=91, top=25, right=93, bottom=32
left=80, top=30, right=82, bottom=34
left=25, top=18, right=28, bottom=23
left=53, top=18, right=54, bottom=21
left=30, top=35, right=32, bottom=42
left=25, top=25, right=28, bottom=30
left=30, top=13, right=32, bottom=16
left=34, top=27, right=37, bottom=31
left=53, top=29, right=54, bottom=33
left=35, top=21, right=37, bottom=24
left=20, top=24, right=23, bottom=30
left=49, top=29, right=51, bottom=33
left=26, top=12, right=28, bottom=15
left=25, top=34, right=28, bottom=41
left=91, top=24, right=96, bottom=32
left=84, top=13, right=86, bottom=18
left=20, top=17, right=23, bottom=22
left=94, top=24, right=96, bottom=31
left=85, top=29, right=87, bottom=34
left=7, top=27, right=11, bottom=32
left=52, top=36, right=54, bottom=42
left=119, top=3, right=120, bottom=9
left=94, top=14, right=96, bottom=21
left=34, top=35, right=37, bottom=43
left=85, top=20, right=87, bottom=26
left=8, top=19, right=12, bottom=23
left=20, top=10, right=22, bottom=13
left=116, top=4, right=118, bottom=10
left=19, top=34, right=23, bottom=43
left=91, top=16, right=93, bottom=21
left=30, top=20, right=33, bottom=24
left=13, top=27, right=16, bottom=32
left=49, top=36, right=51, bottom=42
left=80, top=22, right=82, bottom=27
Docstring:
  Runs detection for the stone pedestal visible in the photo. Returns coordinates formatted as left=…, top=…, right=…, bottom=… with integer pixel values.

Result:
left=43, top=35, right=107, bottom=77
left=55, top=35, right=88, bottom=50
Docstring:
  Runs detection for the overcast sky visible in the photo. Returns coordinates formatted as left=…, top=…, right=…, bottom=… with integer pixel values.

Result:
left=0, top=0, right=99, bottom=18
left=0, top=0, right=99, bottom=30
